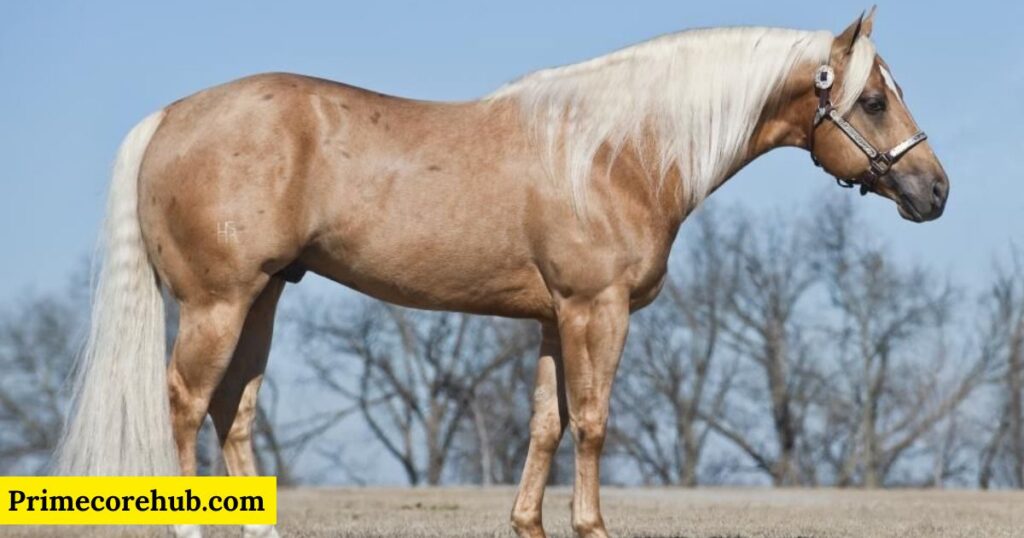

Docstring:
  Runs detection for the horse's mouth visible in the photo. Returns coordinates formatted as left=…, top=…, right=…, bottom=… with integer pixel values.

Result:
left=897, top=195, right=925, bottom=222
left=897, top=190, right=945, bottom=223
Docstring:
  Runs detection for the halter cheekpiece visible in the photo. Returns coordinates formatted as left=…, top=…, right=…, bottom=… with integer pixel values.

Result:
left=808, top=65, right=928, bottom=195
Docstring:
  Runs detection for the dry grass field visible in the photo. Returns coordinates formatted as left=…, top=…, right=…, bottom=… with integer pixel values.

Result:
left=8, top=486, right=1023, bottom=537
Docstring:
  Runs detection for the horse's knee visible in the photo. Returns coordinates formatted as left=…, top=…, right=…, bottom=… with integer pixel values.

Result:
left=529, top=410, right=563, bottom=452
left=571, top=410, right=607, bottom=452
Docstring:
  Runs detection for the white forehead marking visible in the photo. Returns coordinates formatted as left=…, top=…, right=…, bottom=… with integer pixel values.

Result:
left=878, top=65, right=902, bottom=102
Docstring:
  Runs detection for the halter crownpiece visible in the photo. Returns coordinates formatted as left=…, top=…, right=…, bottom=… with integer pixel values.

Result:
left=808, top=64, right=928, bottom=195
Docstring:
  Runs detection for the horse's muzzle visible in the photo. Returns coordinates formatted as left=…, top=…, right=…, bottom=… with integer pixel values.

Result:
left=896, top=173, right=948, bottom=222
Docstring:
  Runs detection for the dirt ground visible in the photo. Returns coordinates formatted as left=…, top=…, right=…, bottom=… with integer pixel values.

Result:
left=8, top=486, right=1023, bottom=537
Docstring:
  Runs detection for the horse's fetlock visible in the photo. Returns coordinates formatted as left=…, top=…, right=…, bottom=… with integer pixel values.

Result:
left=571, top=512, right=606, bottom=537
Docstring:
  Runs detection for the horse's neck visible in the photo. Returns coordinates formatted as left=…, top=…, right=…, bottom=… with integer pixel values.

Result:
left=689, top=70, right=817, bottom=206
left=616, top=118, right=800, bottom=225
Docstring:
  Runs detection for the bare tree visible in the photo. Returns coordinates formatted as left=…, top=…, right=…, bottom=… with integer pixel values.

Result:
left=0, top=293, right=81, bottom=473
left=450, top=334, right=547, bottom=485
left=250, top=375, right=367, bottom=486
left=812, top=200, right=996, bottom=487
left=698, top=211, right=822, bottom=486
left=297, top=299, right=532, bottom=485
left=977, top=250, right=1024, bottom=489
left=610, top=211, right=737, bottom=486
left=925, top=410, right=977, bottom=487
left=0, top=269, right=90, bottom=474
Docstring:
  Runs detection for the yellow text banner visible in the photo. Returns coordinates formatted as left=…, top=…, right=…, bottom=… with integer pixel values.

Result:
left=0, top=476, right=276, bottom=525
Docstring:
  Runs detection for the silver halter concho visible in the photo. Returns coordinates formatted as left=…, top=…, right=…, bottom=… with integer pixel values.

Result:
left=808, top=65, right=928, bottom=195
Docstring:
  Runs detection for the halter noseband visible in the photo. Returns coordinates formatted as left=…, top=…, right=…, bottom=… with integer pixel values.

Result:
left=808, top=65, right=928, bottom=195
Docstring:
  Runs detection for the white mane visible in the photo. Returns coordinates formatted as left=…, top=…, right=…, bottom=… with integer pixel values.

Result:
left=488, top=27, right=877, bottom=212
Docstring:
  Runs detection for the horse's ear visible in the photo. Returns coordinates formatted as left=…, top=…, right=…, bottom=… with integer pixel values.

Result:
left=861, top=6, right=877, bottom=38
left=836, top=7, right=876, bottom=55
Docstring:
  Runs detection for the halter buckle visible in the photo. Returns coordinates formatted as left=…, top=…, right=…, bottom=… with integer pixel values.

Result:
left=814, top=65, right=835, bottom=90
left=869, top=155, right=892, bottom=178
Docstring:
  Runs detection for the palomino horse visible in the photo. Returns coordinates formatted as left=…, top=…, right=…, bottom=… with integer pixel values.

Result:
left=58, top=9, right=947, bottom=538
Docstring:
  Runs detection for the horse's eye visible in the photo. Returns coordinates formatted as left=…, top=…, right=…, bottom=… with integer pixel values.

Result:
left=860, top=97, right=887, bottom=115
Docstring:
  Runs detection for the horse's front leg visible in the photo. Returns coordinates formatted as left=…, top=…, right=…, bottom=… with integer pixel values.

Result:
left=558, top=287, right=630, bottom=538
left=511, top=323, right=568, bottom=538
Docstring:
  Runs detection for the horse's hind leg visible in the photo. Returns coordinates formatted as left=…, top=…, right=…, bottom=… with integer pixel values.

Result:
left=167, top=278, right=269, bottom=538
left=208, top=277, right=284, bottom=474
left=207, top=277, right=285, bottom=538
left=168, top=281, right=269, bottom=476
left=511, top=323, right=568, bottom=538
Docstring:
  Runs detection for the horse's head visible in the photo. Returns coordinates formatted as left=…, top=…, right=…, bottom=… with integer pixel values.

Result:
left=808, top=9, right=948, bottom=222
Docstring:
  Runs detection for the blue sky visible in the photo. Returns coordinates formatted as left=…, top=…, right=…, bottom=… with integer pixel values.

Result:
left=1, top=0, right=1021, bottom=304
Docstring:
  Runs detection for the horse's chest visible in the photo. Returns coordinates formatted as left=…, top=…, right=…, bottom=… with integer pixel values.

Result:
left=620, top=249, right=671, bottom=311
left=537, top=233, right=671, bottom=309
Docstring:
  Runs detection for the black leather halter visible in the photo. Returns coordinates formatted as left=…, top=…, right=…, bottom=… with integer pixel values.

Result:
left=808, top=65, right=928, bottom=195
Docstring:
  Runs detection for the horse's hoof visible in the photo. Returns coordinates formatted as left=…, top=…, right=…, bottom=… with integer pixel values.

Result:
left=171, top=525, right=202, bottom=538
left=243, top=524, right=281, bottom=538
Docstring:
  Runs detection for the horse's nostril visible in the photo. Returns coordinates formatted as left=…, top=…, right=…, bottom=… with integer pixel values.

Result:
left=932, top=179, right=947, bottom=202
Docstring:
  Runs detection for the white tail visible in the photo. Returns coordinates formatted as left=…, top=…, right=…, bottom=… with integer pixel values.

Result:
left=55, top=110, right=180, bottom=476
